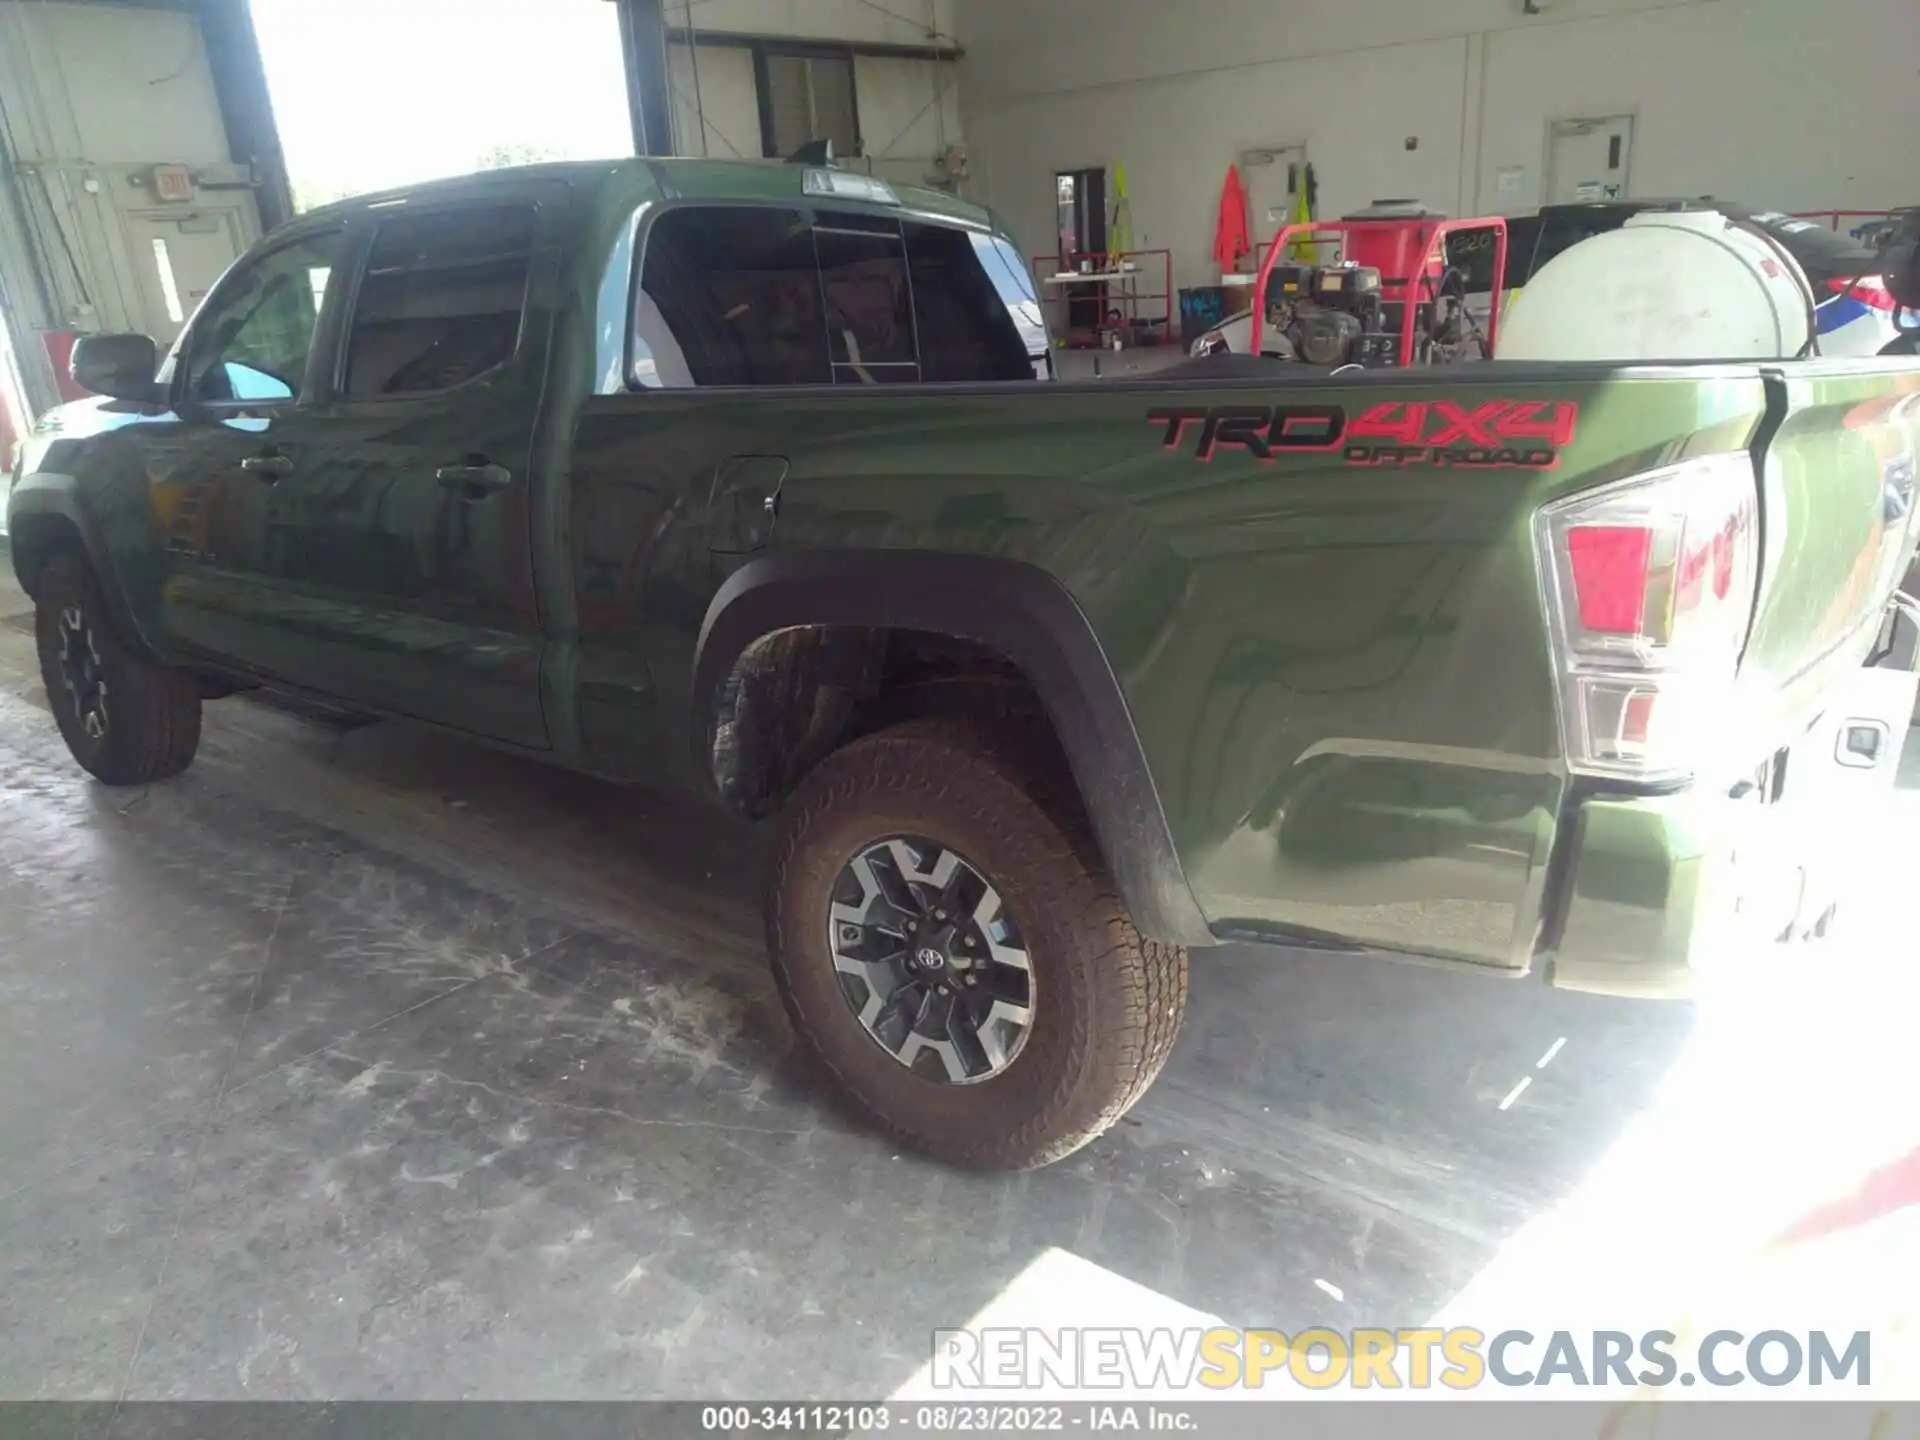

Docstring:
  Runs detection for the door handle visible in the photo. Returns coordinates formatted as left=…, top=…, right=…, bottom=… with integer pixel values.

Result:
left=240, top=453, right=293, bottom=478
left=435, top=461, right=513, bottom=494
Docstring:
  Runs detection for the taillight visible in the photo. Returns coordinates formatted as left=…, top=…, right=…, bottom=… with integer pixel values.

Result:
left=1536, top=453, right=1760, bottom=782
left=1826, top=276, right=1898, bottom=312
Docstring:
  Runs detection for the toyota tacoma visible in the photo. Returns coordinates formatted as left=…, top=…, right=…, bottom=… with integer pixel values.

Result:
left=11, top=158, right=1920, bottom=1169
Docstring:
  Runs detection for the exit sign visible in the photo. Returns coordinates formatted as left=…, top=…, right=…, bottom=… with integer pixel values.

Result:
left=152, top=165, right=195, bottom=202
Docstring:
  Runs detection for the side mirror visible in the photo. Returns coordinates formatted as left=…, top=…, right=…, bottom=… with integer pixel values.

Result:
left=70, top=333, right=161, bottom=403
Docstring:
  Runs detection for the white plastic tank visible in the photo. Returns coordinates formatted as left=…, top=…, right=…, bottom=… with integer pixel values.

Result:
left=1497, top=209, right=1817, bottom=362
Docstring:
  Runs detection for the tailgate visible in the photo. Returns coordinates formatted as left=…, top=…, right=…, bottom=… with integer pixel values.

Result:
left=1739, top=365, right=1920, bottom=753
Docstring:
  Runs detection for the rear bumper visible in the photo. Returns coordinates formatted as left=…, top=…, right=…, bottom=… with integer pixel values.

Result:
left=1547, top=663, right=1918, bottom=998
left=1548, top=790, right=1744, bottom=999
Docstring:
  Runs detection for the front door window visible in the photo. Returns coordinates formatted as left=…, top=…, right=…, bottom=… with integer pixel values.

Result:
left=184, top=230, right=341, bottom=404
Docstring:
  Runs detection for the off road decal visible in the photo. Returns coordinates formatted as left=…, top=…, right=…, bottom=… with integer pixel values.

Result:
left=1149, top=400, right=1578, bottom=468
left=1342, top=400, right=1579, bottom=469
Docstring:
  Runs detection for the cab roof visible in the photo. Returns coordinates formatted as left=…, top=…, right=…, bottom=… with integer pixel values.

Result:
left=299, top=156, right=996, bottom=232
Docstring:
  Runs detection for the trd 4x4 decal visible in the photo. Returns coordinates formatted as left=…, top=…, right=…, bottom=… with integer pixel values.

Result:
left=1149, top=400, right=1579, bottom=469
left=1342, top=400, right=1579, bottom=469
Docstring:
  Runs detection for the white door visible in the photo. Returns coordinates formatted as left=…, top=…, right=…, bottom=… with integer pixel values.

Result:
left=1545, top=116, right=1634, bottom=205
left=1238, top=144, right=1309, bottom=245
left=120, top=206, right=253, bottom=343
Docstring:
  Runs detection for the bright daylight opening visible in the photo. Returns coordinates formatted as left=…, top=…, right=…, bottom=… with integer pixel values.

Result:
left=249, top=0, right=632, bottom=209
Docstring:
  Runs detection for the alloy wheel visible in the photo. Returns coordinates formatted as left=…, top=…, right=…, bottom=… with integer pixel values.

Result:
left=827, top=836, right=1035, bottom=1084
left=55, top=606, right=109, bottom=741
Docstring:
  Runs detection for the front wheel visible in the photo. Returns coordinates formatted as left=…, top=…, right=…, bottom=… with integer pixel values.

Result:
left=765, top=720, right=1188, bottom=1170
left=33, top=552, right=201, bottom=785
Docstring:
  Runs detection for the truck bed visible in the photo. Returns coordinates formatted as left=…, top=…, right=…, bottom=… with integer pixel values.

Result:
left=572, top=355, right=1920, bottom=977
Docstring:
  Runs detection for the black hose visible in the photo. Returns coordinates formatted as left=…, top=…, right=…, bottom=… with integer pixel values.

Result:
left=1418, top=266, right=1486, bottom=361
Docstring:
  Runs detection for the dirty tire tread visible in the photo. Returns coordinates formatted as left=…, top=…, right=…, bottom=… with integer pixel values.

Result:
left=766, top=717, right=1188, bottom=1170
left=33, top=551, right=201, bottom=785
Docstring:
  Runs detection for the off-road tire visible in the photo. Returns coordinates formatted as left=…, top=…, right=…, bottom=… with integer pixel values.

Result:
left=766, top=718, right=1188, bottom=1169
left=33, top=551, right=201, bottom=785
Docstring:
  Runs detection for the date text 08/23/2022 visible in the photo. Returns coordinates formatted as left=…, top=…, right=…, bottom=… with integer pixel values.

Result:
left=699, top=1404, right=1191, bottom=1432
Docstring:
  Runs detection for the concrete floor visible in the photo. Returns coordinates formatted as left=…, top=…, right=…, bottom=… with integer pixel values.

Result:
left=0, top=561, right=1914, bottom=1402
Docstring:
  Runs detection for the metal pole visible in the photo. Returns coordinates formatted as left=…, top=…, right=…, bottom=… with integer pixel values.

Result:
left=928, top=0, right=946, bottom=162
left=682, top=0, right=706, bottom=156
left=192, top=0, right=295, bottom=231
left=615, top=0, right=675, bottom=158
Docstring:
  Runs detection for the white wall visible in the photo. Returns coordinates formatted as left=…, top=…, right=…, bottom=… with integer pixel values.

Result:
left=666, top=42, right=963, bottom=179
left=960, top=0, right=1678, bottom=100
left=963, top=37, right=1473, bottom=277
left=958, top=0, right=1920, bottom=286
left=668, top=42, right=764, bottom=160
left=854, top=53, right=965, bottom=187
left=1477, top=2, right=1920, bottom=213
left=0, top=2, right=260, bottom=410
left=666, top=0, right=966, bottom=187
left=0, top=1, right=231, bottom=166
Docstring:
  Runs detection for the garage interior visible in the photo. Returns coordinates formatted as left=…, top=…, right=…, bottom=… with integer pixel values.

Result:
left=3, top=0, right=1919, bottom=1407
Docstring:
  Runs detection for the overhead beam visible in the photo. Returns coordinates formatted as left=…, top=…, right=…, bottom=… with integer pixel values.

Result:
left=666, top=28, right=963, bottom=64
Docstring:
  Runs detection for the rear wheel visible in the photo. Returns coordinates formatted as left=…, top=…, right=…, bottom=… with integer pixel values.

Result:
left=766, top=720, right=1188, bottom=1170
left=33, top=552, right=201, bottom=785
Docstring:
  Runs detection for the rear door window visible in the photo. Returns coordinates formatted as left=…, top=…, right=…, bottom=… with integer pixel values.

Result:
left=634, top=206, right=829, bottom=387
left=342, top=204, right=536, bottom=398
left=632, top=203, right=1048, bottom=388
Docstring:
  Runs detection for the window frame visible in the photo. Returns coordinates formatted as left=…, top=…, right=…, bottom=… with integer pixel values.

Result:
left=621, top=198, right=1049, bottom=396
left=814, top=214, right=922, bottom=385
left=329, top=196, right=544, bottom=406
left=751, top=42, right=863, bottom=160
left=174, top=224, right=347, bottom=412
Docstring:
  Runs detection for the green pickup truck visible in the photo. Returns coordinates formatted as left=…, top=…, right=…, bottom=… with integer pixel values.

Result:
left=11, top=158, right=1920, bottom=1169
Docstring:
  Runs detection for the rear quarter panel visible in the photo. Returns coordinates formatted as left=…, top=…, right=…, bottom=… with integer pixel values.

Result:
left=720, top=368, right=1773, bottom=969
left=1742, top=363, right=1920, bottom=760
